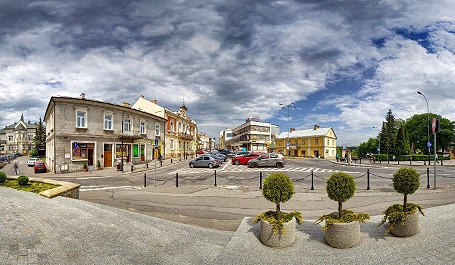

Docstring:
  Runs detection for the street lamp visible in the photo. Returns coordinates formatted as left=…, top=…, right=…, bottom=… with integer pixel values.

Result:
left=417, top=91, right=431, bottom=165
left=372, top=126, right=381, bottom=155
left=279, top=102, right=296, bottom=156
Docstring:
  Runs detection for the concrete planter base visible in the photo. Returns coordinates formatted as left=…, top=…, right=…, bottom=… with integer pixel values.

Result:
left=324, top=221, right=360, bottom=249
left=390, top=211, right=420, bottom=237
left=259, top=217, right=296, bottom=248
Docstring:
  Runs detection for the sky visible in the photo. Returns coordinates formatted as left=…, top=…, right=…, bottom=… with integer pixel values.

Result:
left=0, top=0, right=454, bottom=145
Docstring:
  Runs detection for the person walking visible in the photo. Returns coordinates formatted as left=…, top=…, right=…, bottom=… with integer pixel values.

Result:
left=13, top=162, right=19, bottom=175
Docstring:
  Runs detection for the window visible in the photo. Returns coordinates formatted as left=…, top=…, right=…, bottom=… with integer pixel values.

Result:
left=123, top=118, right=131, bottom=132
left=76, top=110, right=87, bottom=128
left=170, top=139, right=174, bottom=150
left=8, top=136, right=13, bottom=141
left=327, top=139, right=329, bottom=145
left=170, top=121, right=174, bottom=132
left=315, top=139, right=319, bottom=145
left=9, top=144, right=13, bottom=151
left=140, top=121, right=146, bottom=134
left=133, top=144, right=139, bottom=158
left=104, top=114, right=113, bottom=130
left=302, top=139, right=305, bottom=145
left=155, top=123, right=160, bottom=136
left=29, top=135, right=33, bottom=141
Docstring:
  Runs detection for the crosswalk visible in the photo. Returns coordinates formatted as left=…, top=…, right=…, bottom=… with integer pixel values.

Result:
left=169, top=164, right=355, bottom=175
left=80, top=185, right=141, bottom=191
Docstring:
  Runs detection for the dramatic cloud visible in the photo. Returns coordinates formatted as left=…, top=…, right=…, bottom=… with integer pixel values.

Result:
left=0, top=0, right=454, bottom=144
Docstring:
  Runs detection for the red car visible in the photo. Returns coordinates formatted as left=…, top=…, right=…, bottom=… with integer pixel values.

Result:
left=34, top=161, right=47, bottom=173
left=231, top=153, right=261, bottom=165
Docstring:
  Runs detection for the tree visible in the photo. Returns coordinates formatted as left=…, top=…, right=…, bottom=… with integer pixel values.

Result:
left=33, top=117, right=46, bottom=151
left=405, top=113, right=455, bottom=153
left=394, top=123, right=410, bottom=157
left=380, top=109, right=397, bottom=156
left=358, top=137, right=378, bottom=158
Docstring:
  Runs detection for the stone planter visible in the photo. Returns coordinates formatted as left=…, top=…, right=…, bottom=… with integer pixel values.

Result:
left=259, top=217, right=296, bottom=248
left=390, top=211, right=420, bottom=237
left=324, top=221, right=360, bottom=249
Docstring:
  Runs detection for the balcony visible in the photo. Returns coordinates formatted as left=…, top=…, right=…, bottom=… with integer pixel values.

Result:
left=178, top=132, right=193, bottom=140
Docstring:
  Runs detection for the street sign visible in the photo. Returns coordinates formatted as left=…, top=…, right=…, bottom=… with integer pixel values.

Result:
left=154, top=139, right=159, bottom=148
left=377, top=147, right=380, bottom=152
left=427, top=141, right=432, bottom=148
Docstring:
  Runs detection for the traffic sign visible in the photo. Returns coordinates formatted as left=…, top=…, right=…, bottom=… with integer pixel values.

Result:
left=154, top=139, right=159, bottom=148
left=427, top=141, right=432, bottom=148
left=377, top=147, right=380, bottom=152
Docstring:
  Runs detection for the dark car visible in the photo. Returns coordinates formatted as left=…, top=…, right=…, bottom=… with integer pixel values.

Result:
left=34, top=161, right=47, bottom=173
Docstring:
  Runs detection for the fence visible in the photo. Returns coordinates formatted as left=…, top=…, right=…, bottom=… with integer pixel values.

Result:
left=142, top=168, right=455, bottom=190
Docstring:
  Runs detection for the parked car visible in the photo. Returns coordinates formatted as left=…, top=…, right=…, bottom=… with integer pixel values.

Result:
left=27, top=157, right=39, bottom=167
left=232, top=153, right=260, bottom=165
left=210, top=152, right=227, bottom=162
left=196, top=150, right=206, bottom=155
left=248, top=153, right=285, bottom=168
left=189, top=155, right=220, bottom=168
left=34, top=161, right=47, bottom=173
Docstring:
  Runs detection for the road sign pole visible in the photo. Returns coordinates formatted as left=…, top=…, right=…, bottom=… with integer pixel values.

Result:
left=433, top=132, right=437, bottom=189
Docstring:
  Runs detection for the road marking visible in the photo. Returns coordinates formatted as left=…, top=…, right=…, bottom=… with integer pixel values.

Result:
left=77, top=175, right=117, bottom=180
left=80, top=186, right=141, bottom=191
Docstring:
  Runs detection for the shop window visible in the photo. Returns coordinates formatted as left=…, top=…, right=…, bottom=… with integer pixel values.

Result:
left=72, top=142, right=95, bottom=165
left=133, top=144, right=139, bottom=158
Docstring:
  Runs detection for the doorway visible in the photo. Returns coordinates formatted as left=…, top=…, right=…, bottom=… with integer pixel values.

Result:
left=104, top=144, right=112, bottom=167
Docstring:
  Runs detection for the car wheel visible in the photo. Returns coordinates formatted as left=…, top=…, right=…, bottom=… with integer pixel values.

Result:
left=208, top=163, right=213, bottom=168
left=251, top=162, right=258, bottom=168
left=277, top=162, right=284, bottom=168
left=234, top=160, right=240, bottom=165
left=189, top=163, right=195, bottom=168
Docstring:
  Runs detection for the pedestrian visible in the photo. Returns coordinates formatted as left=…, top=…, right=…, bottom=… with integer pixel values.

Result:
left=336, top=153, right=340, bottom=162
left=13, top=162, right=19, bottom=175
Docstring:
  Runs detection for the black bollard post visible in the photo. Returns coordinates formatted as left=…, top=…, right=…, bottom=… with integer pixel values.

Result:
left=259, top=172, right=263, bottom=189
left=311, top=171, right=314, bottom=190
left=441, top=159, right=443, bottom=166
left=176, top=173, right=179, bottom=187
left=146, top=162, right=148, bottom=169
left=171, top=158, right=173, bottom=163
left=214, top=170, right=217, bottom=186
left=427, top=167, right=431, bottom=187
left=144, top=173, right=147, bottom=187
left=131, top=165, right=134, bottom=172
left=160, top=160, right=163, bottom=166
left=367, top=169, right=370, bottom=190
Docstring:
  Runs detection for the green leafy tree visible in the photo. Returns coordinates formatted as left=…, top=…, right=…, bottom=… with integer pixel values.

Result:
left=394, top=123, right=410, bottom=157
left=380, top=110, right=397, bottom=156
left=393, top=168, right=420, bottom=211
left=358, top=137, right=379, bottom=157
left=405, top=113, right=455, bottom=153
left=326, top=172, right=356, bottom=219
left=262, top=172, right=295, bottom=219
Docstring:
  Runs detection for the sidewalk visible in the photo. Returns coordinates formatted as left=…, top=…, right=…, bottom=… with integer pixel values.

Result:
left=1, top=186, right=454, bottom=264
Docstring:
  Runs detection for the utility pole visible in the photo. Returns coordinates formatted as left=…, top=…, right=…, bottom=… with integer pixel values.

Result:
left=279, top=102, right=295, bottom=156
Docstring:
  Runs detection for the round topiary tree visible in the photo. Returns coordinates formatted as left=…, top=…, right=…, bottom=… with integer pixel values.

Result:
left=0, top=171, right=6, bottom=183
left=17, top=176, right=29, bottom=186
left=392, top=167, right=420, bottom=212
left=262, top=172, right=295, bottom=219
left=326, top=172, right=356, bottom=219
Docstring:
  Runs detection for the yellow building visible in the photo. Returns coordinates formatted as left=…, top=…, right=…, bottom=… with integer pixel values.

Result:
left=276, top=125, right=337, bottom=158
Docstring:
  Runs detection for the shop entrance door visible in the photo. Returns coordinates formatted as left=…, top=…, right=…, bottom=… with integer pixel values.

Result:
left=104, top=144, right=112, bottom=167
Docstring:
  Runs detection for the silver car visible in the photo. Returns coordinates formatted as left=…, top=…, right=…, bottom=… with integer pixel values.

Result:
left=189, top=155, right=221, bottom=168
left=248, top=153, right=285, bottom=168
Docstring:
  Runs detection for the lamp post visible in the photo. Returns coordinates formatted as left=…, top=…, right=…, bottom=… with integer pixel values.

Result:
left=279, top=102, right=295, bottom=156
left=417, top=91, right=431, bottom=165
left=372, top=126, right=381, bottom=159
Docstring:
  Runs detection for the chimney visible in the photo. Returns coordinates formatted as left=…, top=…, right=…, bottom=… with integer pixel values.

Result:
left=290, top=128, right=296, bottom=133
left=314, top=125, right=320, bottom=130
left=152, top=99, right=157, bottom=104
left=80, top=93, right=85, bottom=99
left=122, top=102, right=131, bottom=108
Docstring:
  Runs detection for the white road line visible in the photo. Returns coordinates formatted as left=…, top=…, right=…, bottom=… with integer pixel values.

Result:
left=80, top=186, right=140, bottom=191
left=77, top=175, right=117, bottom=180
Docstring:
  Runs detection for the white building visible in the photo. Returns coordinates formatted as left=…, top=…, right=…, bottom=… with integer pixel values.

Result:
left=225, top=117, right=279, bottom=152
left=0, top=114, right=40, bottom=155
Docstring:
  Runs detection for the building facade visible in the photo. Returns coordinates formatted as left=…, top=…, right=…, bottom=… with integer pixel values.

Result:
left=276, top=125, right=337, bottom=158
left=0, top=114, right=40, bottom=155
left=225, top=117, right=279, bottom=152
left=44, top=95, right=166, bottom=173
left=132, top=96, right=198, bottom=160
left=218, top=129, right=232, bottom=150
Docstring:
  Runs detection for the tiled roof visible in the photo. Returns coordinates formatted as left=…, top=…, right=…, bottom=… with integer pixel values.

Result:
left=277, top=127, right=333, bottom=139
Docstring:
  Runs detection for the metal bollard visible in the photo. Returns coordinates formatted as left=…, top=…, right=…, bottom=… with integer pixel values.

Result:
left=259, top=172, right=263, bottom=189
left=160, top=160, right=163, bottom=166
left=176, top=173, right=179, bottom=187
left=171, top=158, right=173, bottom=163
left=427, top=168, right=430, bottom=189
left=144, top=173, right=147, bottom=187
left=214, top=170, right=217, bottom=186
left=146, top=162, right=148, bottom=169
left=367, top=169, right=370, bottom=190
left=311, top=171, right=314, bottom=190
left=131, top=165, right=134, bottom=172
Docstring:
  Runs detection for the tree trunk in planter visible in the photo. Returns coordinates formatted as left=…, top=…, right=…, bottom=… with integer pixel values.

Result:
left=324, top=221, right=361, bottom=249
left=259, top=217, right=296, bottom=248
left=390, top=211, right=420, bottom=237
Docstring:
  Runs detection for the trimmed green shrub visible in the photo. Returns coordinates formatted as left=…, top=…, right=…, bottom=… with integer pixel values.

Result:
left=17, top=176, right=29, bottom=186
left=252, top=173, right=302, bottom=234
left=326, top=172, right=356, bottom=219
left=0, top=171, right=6, bottom=183
left=393, top=167, right=420, bottom=211
left=316, top=172, right=369, bottom=229
left=378, top=167, right=424, bottom=234
left=83, top=162, right=88, bottom=169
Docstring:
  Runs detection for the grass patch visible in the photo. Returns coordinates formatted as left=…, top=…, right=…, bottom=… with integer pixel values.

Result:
left=1, top=179, right=59, bottom=194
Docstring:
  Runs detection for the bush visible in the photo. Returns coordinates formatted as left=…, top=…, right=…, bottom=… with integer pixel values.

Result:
left=0, top=171, right=6, bottom=183
left=326, top=172, right=356, bottom=219
left=393, top=167, right=420, bottom=211
left=83, top=162, right=88, bottom=169
left=17, top=176, right=29, bottom=186
left=96, top=160, right=101, bottom=168
left=262, top=172, right=295, bottom=215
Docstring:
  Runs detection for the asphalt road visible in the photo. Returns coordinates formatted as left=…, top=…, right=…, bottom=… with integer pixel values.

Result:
left=4, top=156, right=455, bottom=232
